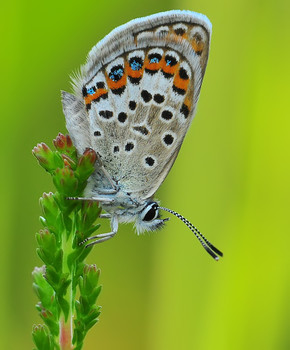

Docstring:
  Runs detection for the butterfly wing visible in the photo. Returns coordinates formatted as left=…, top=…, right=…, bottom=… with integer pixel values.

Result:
left=62, top=10, right=211, bottom=199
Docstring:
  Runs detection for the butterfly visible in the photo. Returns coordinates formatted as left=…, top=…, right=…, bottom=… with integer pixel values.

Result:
left=62, top=10, right=223, bottom=260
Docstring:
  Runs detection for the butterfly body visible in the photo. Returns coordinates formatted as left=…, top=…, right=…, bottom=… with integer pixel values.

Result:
left=62, top=10, right=223, bottom=259
left=84, top=167, right=166, bottom=233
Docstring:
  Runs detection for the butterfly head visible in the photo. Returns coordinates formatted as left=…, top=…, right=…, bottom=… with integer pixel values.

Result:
left=135, top=201, right=169, bottom=233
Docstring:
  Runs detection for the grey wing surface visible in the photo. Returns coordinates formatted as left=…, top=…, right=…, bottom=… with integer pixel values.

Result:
left=62, top=10, right=211, bottom=199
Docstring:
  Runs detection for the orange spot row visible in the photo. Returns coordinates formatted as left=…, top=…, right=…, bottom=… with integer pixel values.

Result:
left=144, top=56, right=180, bottom=77
left=183, top=96, right=192, bottom=111
left=174, top=32, right=188, bottom=41
left=144, top=58, right=162, bottom=71
left=173, top=74, right=189, bottom=92
left=125, top=61, right=143, bottom=78
left=161, top=60, right=179, bottom=76
left=106, top=72, right=127, bottom=90
left=84, top=88, right=108, bottom=104
left=85, top=51, right=191, bottom=103
left=191, top=37, right=204, bottom=54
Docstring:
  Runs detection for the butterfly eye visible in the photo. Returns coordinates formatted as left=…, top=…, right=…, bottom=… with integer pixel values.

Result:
left=142, top=203, right=159, bottom=222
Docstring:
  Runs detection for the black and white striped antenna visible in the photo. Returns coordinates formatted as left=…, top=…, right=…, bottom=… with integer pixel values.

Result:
left=158, top=206, right=223, bottom=261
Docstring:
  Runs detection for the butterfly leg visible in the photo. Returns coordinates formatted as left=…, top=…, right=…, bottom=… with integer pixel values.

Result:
left=99, top=213, right=111, bottom=219
left=80, top=215, right=118, bottom=247
left=67, top=196, right=114, bottom=204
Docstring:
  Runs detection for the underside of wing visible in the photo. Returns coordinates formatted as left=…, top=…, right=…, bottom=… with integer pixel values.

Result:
left=62, top=10, right=211, bottom=199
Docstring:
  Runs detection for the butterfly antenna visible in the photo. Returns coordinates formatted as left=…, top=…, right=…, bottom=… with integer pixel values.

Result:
left=158, top=206, right=223, bottom=261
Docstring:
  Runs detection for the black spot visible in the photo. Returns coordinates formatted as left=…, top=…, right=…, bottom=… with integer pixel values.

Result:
left=145, top=68, right=158, bottom=75
left=148, top=53, right=162, bottom=63
left=141, top=90, right=152, bottom=103
left=125, top=142, right=134, bottom=152
left=161, top=110, right=173, bottom=120
left=118, top=112, right=127, bottom=123
left=133, top=126, right=149, bottom=136
left=162, top=71, right=174, bottom=79
left=172, top=85, right=186, bottom=95
left=193, top=33, right=202, bottom=43
left=129, top=76, right=141, bottom=85
left=93, top=92, right=108, bottom=102
left=94, top=131, right=101, bottom=136
left=165, top=55, right=177, bottom=67
left=86, top=103, right=91, bottom=111
left=174, top=27, right=186, bottom=35
left=154, top=94, right=165, bottom=104
left=179, top=67, right=189, bottom=80
left=163, top=134, right=174, bottom=146
left=109, top=65, right=124, bottom=82
left=111, top=86, right=126, bottom=95
left=99, top=110, right=113, bottom=119
left=82, top=86, right=88, bottom=97
left=162, top=55, right=178, bottom=78
left=193, top=34, right=203, bottom=55
left=129, top=57, right=143, bottom=71
left=129, top=101, right=137, bottom=110
left=96, top=82, right=105, bottom=89
left=145, top=156, right=155, bottom=166
left=180, top=103, right=190, bottom=118
left=113, top=145, right=119, bottom=153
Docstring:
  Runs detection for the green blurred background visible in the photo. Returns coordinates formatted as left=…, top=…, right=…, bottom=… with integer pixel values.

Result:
left=1, top=0, right=290, bottom=349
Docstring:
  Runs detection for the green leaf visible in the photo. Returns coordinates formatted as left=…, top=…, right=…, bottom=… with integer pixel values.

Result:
left=32, top=324, right=54, bottom=350
left=79, top=201, right=101, bottom=232
left=57, top=296, right=70, bottom=321
left=89, top=285, right=102, bottom=303
left=45, top=266, right=62, bottom=290
left=58, top=274, right=71, bottom=296
left=36, top=229, right=59, bottom=265
left=32, top=267, right=54, bottom=302
left=32, top=143, right=64, bottom=173
left=40, top=192, right=60, bottom=228
left=82, top=265, right=101, bottom=295
left=73, top=245, right=93, bottom=263
left=67, top=249, right=84, bottom=270
left=39, top=216, right=47, bottom=226
left=38, top=307, right=59, bottom=336
left=53, top=167, right=79, bottom=196
left=75, top=148, right=97, bottom=181
left=86, top=224, right=101, bottom=237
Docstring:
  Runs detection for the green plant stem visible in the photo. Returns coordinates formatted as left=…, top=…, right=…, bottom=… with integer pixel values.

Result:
left=59, top=317, right=72, bottom=350
left=60, top=225, right=74, bottom=349
left=32, top=136, right=102, bottom=350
